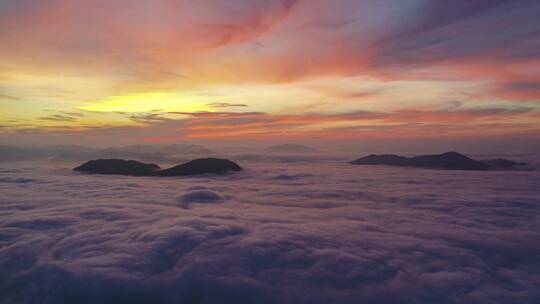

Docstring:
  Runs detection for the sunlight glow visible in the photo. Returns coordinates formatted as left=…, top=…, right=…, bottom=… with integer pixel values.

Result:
left=81, top=91, right=214, bottom=113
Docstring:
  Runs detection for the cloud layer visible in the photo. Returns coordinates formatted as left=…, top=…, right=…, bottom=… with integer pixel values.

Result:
left=1, top=155, right=540, bottom=303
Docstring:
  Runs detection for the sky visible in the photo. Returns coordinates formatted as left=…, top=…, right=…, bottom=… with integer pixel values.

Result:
left=0, top=0, right=539, bottom=150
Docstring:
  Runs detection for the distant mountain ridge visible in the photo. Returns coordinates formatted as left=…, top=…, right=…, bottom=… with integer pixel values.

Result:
left=350, top=151, right=532, bottom=171
left=266, top=144, right=318, bottom=153
left=0, top=144, right=212, bottom=162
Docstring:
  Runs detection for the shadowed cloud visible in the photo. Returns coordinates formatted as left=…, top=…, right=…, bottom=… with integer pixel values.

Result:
left=1, top=155, right=540, bottom=303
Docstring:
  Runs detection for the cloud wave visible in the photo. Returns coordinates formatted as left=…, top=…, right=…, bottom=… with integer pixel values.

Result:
left=1, top=156, right=540, bottom=303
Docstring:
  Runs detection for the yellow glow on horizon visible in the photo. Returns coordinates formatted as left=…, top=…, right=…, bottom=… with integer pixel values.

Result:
left=81, top=91, right=214, bottom=113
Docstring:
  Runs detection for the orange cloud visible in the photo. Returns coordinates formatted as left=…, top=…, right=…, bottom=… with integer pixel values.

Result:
left=1, top=0, right=539, bottom=148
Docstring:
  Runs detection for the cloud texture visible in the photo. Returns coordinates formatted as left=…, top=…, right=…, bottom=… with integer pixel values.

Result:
left=1, top=154, right=540, bottom=303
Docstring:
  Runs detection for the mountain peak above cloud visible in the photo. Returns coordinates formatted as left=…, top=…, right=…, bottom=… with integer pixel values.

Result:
left=73, top=159, right=161, bottom=176
left=73, top=158, right=242, bottom=176
left=351, top=152, right=532, bottom=171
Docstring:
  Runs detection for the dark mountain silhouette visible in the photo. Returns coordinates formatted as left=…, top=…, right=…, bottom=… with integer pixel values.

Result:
left=73, top=159, right=161, bottom=175
left=407, top=152, right=490, bottom=170
left=157, top=158, right=242, bottom=176
left=350, top=152, right=531, bottom=171
left=482, top=158, right=531, bottom=170
left=266, top=144, right=318, bottom=153
left=73, top=158, right=242, bottom=176
left=352, top=154, right=409, bottom=166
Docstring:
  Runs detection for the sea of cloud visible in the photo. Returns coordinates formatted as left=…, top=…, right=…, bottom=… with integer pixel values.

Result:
left=1, top=154, right=540, bottom=303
